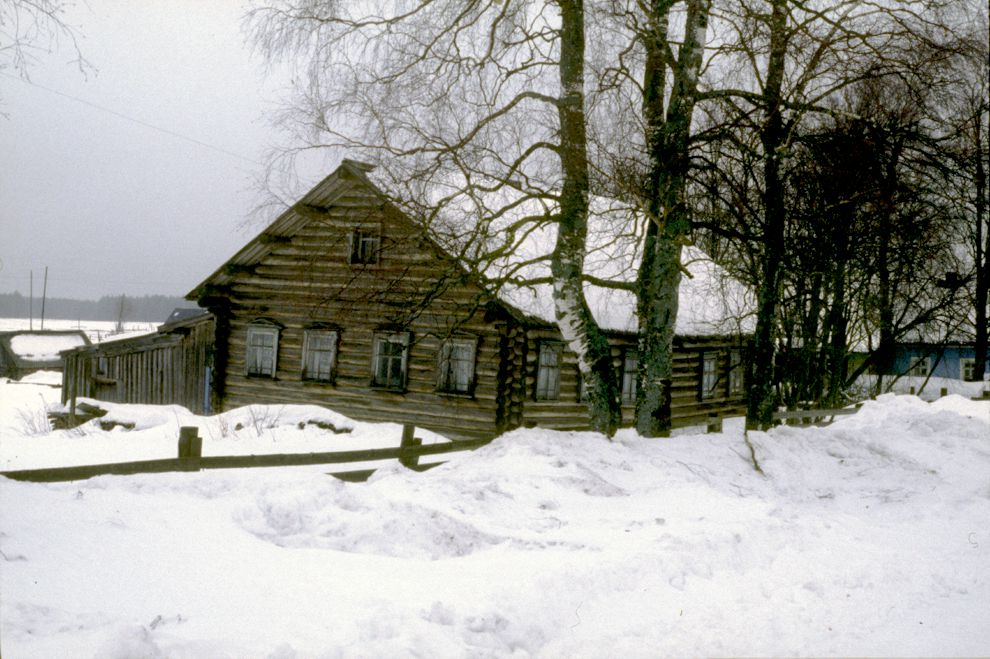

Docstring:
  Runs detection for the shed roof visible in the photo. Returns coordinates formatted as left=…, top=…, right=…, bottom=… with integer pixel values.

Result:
left=0, top=330, right=91, bottom=370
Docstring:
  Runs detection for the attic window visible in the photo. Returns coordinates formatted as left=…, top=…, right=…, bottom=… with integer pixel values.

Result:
left=348, top=226, right=380, bottom=265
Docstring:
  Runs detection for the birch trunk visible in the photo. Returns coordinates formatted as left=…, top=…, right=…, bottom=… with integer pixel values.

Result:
left=553, top=0, right=621, bottom=435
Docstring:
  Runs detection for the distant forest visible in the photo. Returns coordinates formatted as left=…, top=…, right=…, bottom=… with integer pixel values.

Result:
left=0, top=292, right=198, bottom=323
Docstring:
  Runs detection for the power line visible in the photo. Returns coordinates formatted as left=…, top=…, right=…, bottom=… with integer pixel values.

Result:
left=1, top=71, right=265, bottom=167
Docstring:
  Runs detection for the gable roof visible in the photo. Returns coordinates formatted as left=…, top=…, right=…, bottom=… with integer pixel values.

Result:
left=188, top=160, right=754, bottom=337
left=188, top=159, right=381, bottom=298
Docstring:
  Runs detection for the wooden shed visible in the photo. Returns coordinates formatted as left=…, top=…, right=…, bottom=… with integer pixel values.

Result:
left=61, top=309, right=215, bottom=414
left=0, top=330, right=90, bottom=379
left=188, top=160, right=751, bottom=440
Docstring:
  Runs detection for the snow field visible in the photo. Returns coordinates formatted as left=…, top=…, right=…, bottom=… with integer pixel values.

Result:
left=1, top=377, right=988, bottom=657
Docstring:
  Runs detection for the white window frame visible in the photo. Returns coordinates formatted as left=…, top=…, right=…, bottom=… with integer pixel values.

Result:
left=621, top=349, right=638, bottom=404
left=535, top=343, right=562, bottom=401
left=437, top=337, right=477, bottom=395
left=302, top=329, right=338, bottom=382
left=960, top=357, right=976, bottom=381
left=246, top=324, right=279, bottom=377
left=906, top=356, right=931, bottom=378
left=348, top=226, right=381, bottom=265
left=372, top=331, right=410, bottom=390
left=701, top=352, right=718, bottom=400
left=728, top=350, right=744, bottom=395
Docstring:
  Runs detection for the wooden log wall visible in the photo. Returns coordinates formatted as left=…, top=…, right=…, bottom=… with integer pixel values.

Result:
left=518, top=332, right=747, bottom=432
left=214, top=191, right=504, bottom=441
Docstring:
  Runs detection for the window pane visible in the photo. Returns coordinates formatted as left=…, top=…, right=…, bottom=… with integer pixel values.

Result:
left=536, top=344, right=560, bottom=400
left=350, top=229, right=380, bottom=264
left=702, top=354, right=717, bottom=399
left=729, top=351, right=743, bottom=394
left=439, top=339, right=475, bottom=393
left=373, top=334, right=407, bottom=388
left=621, top=350, right=638, bottom=404
left=247, top=327, right=277, bottom=377
left=303, top=330, right=337, bottom=381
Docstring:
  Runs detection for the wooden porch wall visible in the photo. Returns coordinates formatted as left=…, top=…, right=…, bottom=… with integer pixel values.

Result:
left=61, top=321, right=214, bottom=414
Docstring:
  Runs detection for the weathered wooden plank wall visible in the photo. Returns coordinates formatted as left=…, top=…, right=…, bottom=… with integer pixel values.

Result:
left=61, top=318, right=214, bottom=414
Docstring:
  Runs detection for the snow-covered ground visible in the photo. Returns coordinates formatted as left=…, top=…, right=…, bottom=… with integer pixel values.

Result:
left=854, top=373, right=989, bottom=401
left=1, top=376, right=988, bottom=657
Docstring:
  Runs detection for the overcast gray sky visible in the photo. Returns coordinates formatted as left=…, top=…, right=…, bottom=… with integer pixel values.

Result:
left=1, top=0, right=308, bottom=301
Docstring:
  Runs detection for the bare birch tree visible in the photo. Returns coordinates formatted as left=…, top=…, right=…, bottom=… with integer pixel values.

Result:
left=587, top=0, right=712, bottom=436
left=246, top=0, right=623, bottom=434
left=0, top=0, right=91, bottom=85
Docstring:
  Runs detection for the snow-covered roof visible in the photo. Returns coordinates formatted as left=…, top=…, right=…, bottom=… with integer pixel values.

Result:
left=190, top=160, right=754, bottom=337
left=9, top=332, right=88, bottom=361
left=473, top=198, right=754, bottom=335
left=0, top=330, right=91, bottom=369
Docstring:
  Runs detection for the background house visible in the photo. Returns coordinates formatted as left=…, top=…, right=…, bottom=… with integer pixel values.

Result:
left=891, top=341, right=988, bottom=382
left=188, top=160, right=753, bottom=440
left=0, top=330, right=90, bottom=380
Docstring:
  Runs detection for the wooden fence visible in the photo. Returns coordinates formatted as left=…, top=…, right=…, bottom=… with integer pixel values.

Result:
left=771, top=405, right=861, bottom=425
left=1, top=424, right=491, bottom=484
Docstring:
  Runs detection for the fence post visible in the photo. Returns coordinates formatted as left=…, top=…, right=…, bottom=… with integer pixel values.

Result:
left=399, top=423, right=421, bottom=469
left=940, top=387, right=948, bottom=398
left=178, top=426, right=202, bottom=470
left=706, top=413, right=722, bottom=433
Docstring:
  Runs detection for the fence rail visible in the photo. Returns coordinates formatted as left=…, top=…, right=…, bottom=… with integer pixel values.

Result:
left=1, top=425, right=492, bottom=484
left=771, top=405, right=861, bottom=424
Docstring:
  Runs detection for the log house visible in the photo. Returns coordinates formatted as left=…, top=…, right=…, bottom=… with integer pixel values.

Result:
left=188, top=160, right=749, bottom=440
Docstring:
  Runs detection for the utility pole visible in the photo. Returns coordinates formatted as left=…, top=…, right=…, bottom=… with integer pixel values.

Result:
left=40, top=266, right=48, bottom=330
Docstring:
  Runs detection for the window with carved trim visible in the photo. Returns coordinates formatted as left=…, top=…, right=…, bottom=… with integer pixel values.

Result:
left=246, top=323, right=280, bottom=377
left=438, top=337, right=477, bottom=394
left=372, top=331, right=410, bottom=390
left=302, top=329, right=338, bottom=382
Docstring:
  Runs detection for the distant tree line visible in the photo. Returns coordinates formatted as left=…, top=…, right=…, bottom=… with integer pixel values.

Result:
left=0, top=292, right=195, bottom=323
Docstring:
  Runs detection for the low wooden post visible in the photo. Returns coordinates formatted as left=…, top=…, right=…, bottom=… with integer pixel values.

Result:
left=940, top=387, right=948, bottom=398
left=706, top=413, right=722, bottom=433
left=178, top=426, right=202, bottom=470
left=399, top=423, right=421, bottom=470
